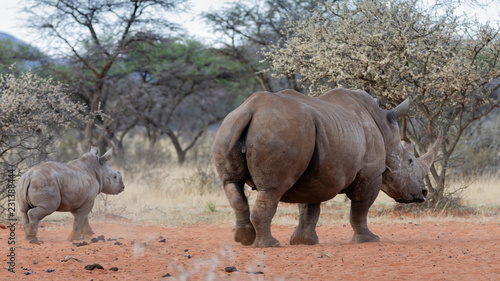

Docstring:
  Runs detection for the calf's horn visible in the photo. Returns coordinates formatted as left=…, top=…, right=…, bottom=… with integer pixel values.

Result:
left=418, top=130, right=443, bottom=170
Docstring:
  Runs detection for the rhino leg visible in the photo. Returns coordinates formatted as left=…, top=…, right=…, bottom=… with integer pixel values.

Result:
left=290, top=203, right=320, bottom=245
left=250, top=190, right=281, bottom=248
left=81, top=216, right=95, bottom=238
left=224, top=182, right=256, bottom=245
left=347, top=177, right=381, bottom=243
left=68, top=203, right=94, bottom=241
left=26, top=206, right=54, bottom=243
left=20, top=209, right=32, bottom=240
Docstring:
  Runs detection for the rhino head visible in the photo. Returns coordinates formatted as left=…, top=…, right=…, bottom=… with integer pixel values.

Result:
left=90, top=147, right=125, bottom=195
left=380, top=99, right=442, bottom=203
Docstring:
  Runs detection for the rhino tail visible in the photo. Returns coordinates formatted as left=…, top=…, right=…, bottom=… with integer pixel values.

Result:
left=226, top=111, right=252, bottom=159
left=222, top=111, right=253, bottom=185
left=17, top=174, right=35, bottom=211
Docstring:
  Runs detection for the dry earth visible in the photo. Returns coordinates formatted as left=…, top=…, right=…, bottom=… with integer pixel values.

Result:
left=1, top=219, right=500, bottom=280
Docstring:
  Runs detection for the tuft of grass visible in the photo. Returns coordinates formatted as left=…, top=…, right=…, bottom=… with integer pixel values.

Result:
left=206, top=201, right=217, bottom=213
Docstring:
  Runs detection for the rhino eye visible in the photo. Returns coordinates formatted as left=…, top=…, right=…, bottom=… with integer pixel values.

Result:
left=113, top=174, right=117, bottom=179
left=409, top=158, right=413, bottom=164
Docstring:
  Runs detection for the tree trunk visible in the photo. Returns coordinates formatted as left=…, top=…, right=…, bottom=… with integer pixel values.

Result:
left=83, top=84, right=102, bottom=151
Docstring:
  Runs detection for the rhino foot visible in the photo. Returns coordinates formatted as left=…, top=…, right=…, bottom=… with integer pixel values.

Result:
left=68, top=231, right=86, bottom=242
left=290, top=233, right=319, bottom=245
left=252, top=237, right=280, bottom=248
left=351, top=233, right=380, bottom=243
left=235, top=224, right=256, bottom=246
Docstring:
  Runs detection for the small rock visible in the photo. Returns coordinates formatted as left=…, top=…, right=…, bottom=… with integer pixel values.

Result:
left=33, top=260, right=38, bottom=264
left=90, top=238, right=99, bottom=243
left=162, top=273, right=172, bottom=277
left=224, top=266, right=238, bottom=273
left=109, top=267, right=119, bottom=271
left=159, top=238, right=166, bottom=243
left=246, top=271, right=264, bottom=274
left=46, top=269, right=55, bottom=273
left=61, top=256, right=82, bottom=262
left=97, top=235, right=105, bottom=241
left=114, top=241, right=123, bottom=246
left=184, top=254, right=191, bottom=259
left=73, top=241, right=89, bottom=247
left=84, top=263, right=104, bottom=271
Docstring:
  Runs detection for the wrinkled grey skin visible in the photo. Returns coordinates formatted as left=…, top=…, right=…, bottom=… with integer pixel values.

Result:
left=16, top=147, right=125, bottom=243
left=213, top=89, right=442, bottom=248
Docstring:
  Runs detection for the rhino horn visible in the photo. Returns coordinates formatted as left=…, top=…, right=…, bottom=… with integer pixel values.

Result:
left=392, top=98, right=410, bottom=118
left=418, top=130, right=443, bottom=171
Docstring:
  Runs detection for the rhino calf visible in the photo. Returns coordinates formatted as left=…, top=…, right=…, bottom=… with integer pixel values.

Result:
left=16, top=147, right=125, bottom=243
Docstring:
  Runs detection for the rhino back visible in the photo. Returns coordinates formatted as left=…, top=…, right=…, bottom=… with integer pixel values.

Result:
left=280, top=90, right=386, bottom=202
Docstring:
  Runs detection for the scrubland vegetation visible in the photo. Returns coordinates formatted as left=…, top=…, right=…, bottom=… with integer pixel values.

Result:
left=39, top=132, right=499, bottom=227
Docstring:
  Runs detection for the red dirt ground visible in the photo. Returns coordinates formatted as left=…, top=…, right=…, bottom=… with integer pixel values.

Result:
left=1, top=220, right=500, bottom=280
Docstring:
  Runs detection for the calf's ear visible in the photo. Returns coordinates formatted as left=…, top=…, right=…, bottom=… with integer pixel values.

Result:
left=99, top=148, right=113, bottom=163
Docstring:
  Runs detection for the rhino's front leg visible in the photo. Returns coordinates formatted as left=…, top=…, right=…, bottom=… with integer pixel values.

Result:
left=82, top=216, right=95, bottom=238
left=290, top=203, right=320, bottom=245
left=347, top=177, right=381, bottom=243
left=69, top=202, right=94, bottom=241
left=250, top=190, right=281, bottom=248
left=224, top=182, right=256, bottom=246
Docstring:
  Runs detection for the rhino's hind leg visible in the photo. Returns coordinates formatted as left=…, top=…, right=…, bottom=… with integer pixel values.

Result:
left=250, top=190, right=281, bottom=248
left=347, top=177, right=381, bottom=243
left=224, top=182, right=256, bottom=245
left=26, top=206, right=54, bottom=243
left=290, top=203, right=320, bottom=245
left=20, top=209, right=33, bottom=241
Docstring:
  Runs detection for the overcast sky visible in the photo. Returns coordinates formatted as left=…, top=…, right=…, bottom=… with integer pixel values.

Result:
left=0, top=0, right=230, bottom=48
left=0, top=0, right=499, bottom=50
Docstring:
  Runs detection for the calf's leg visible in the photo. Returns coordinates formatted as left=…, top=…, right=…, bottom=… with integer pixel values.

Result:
left=26, top=206, right=54, bottom=243
left=69, top=202, right=94, bottom=241
left=224, top=182, right=256, bottom=245
left=290, top=203, right=321, bottom=245
left=81, top=216, right=95, bottom=238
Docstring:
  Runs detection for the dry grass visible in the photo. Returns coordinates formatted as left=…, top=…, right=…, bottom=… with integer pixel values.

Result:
left=37, top=135, right=500, bottom=227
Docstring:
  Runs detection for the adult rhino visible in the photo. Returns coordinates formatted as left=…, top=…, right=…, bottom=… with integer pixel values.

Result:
left=213, top=89, right=441, bottom=248
left=17, top=147, right=125, bottom=243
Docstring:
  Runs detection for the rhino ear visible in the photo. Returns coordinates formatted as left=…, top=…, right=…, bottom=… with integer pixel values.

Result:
left=100, top=148, right=113, bottom=163
left=90, top=146, right=98, bottom=155
left=391, top=98, right=410, bottom=118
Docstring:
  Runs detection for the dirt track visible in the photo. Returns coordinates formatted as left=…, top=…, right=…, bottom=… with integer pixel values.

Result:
left=1, top=220, right=500, bottom=280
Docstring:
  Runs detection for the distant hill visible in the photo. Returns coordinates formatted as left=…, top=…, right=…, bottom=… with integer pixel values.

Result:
left=0, top=32, right=28, bottom=46
left=0, top=32, right=46, bottom=70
